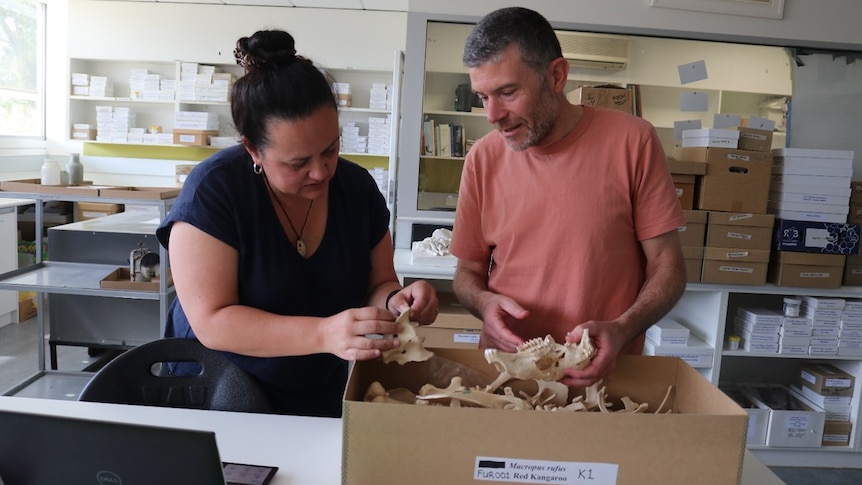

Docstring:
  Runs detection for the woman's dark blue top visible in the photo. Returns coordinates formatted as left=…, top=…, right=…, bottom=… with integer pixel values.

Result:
left=156, top=144, right=389, bottom=417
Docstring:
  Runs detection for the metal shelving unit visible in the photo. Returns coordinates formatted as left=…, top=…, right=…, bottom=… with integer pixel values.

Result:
left=0, top=190, right=175, bottom=398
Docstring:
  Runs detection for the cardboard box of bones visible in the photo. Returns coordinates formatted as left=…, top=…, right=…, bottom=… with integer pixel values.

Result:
left=342, top=347, right=747, bottom=485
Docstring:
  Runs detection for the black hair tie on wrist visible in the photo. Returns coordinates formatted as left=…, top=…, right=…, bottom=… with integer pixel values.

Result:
left=385, top=289, right=401, bottom=313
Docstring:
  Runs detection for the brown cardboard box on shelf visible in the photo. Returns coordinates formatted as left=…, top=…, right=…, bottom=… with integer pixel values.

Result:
left=76, top=202, right=123, bottom=221
left=735, top=127, right=774, bottom=152
left=682, top=245, right=704, bottom=283
left=99, top=186, right=181, bottom=200
left=678, top=210, right=707, bottom=247
left=667, top=157, right=707, bottom=176
left=415, top=293, right=482, bottom=350
left=343, top=352, right=747, bottom=485
left=822, top=421, right=853, bottom=446
left=843, top=254, right=862, bottom=286
left=71, top=128, right=97, bottom=141
left=706, top=211, right=775, bottom=250
left=672, top=147, right=772, bottom=214
left=798, top=363, right=855, bottom=397
left=767, top=251, right=845, bottom=289
left=701, top=247, right=770, bottom=286
left=567, top=85, right=634, bottom=115
left=100, top=267, right=171, bottom=292
left=172, top=129, right=218, bottom=147
left=851, top=180, right=862, bottom=204
left=672, top=174, right=695, bottom=210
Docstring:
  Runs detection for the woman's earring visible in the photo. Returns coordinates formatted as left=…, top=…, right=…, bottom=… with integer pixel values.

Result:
left=253, top=163, right=263, bottom=175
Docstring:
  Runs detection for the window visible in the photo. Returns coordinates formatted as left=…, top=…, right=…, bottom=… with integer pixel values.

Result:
left=0, top=0, right=44, bottom=138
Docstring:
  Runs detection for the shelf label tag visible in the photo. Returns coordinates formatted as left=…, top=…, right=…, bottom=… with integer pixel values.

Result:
left=474, top=456, right=618, bottom=484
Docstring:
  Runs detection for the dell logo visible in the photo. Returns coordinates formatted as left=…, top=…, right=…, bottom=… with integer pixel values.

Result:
left=96, top=471, right=122, bottom=484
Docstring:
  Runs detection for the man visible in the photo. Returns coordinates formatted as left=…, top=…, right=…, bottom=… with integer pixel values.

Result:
left=449, top=7, right=687, bottom=388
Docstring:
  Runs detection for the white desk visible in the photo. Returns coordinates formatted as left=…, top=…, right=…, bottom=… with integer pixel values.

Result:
left=0, top=396, right=784, bottom=484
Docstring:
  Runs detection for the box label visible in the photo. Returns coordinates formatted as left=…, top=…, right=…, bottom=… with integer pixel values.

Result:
left=475, top=456, right=618, bottom=484
left=784, top=414, right=812, bottom=439
left=805, top=228, right=833, bottom=248
left=454, top=333, right=481, bottom=344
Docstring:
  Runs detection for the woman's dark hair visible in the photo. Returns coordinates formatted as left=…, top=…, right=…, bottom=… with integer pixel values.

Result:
left=463, top=7, right=562, bottom=81
left=231, top=29, right=337, bottom=150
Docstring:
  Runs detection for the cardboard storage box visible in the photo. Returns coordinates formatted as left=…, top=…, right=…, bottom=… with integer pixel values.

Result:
left=768, top=251, right=845, bottom=289
left=681, top=128, right=740, bottom=149
left=414, top=293, right=482, bottom=350
left=642, top=334, right=713, bottom=368
left=682, top=245, right=703, bottom=282
left=667, top=157, right=707, bottom=175
left=701, top=247, right=769, bottom=286
left=744, top=385, right=826, bottom=448
left=172, top=129, right=219, bottom=147
left=672, top=174, right=695, bottom=210
left=822, top=421, right=852, bottom=446
left=706, top=211, right=774, bottom=250
left=343, top=352, right=747, bottom=485
left=76, top=202, right=123, bottom=221
left=100, top=267, right=171, bottom=292
left=722, top=386, right=770, bottom=446
left=567, top=85, right=634, bottom=115
left=773, top=219, right=861, bottom=255
left=798, top=363, right=855, bottom=397
left=99, top=186, right=181, bottom=200
left=843, top=254, right=862, bottom=286
left=677, top=210, right=706, bottom=247
left=673, top=147, right=772, bottom=214
left=736, top=127, right=774, bottom=152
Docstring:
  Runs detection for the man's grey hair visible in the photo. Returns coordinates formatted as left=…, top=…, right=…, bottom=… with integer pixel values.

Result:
left=463, top=7, right=563, bottom=80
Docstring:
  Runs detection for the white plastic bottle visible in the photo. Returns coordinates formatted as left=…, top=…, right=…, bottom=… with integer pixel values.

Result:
left=66, top=153, right=84, bottom=185
left=40, top=159, right=61, bottom=185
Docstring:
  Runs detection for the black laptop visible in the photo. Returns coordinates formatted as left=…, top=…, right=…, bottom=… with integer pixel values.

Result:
left=0, top=409, right=228, bottom=485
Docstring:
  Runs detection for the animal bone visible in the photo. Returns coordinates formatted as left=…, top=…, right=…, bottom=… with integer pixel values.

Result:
left=417, top=376, right=534, bottom=410
left=483, top=331, right=595, bottom=392
left=381, top=308, right=434, bottom=365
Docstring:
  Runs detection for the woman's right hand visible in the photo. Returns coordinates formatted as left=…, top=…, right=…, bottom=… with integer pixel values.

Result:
left=320, top=306, right=401, bottom=361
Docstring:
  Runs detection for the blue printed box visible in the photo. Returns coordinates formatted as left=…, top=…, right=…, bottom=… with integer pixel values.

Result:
left=774, top=219, right=861, bottom=255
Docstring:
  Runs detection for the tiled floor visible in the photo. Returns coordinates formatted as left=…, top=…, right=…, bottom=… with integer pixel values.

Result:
left=3, top=316, right=862, bottom=483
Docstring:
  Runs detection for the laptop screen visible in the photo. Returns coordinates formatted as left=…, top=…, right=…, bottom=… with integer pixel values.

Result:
left=0, top=409, right=227, bottom=485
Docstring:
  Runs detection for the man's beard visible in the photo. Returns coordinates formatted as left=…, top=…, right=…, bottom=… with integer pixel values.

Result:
left=499, top=90, right=559, bottom=152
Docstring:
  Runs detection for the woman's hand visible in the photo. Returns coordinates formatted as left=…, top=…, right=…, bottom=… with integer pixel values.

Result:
left=385, top=280, right=439, bottom=324
left=320, top=307, right=402, bottom=361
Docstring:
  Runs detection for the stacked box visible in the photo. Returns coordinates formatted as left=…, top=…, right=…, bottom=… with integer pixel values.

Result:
left=769, top=148, right=854, bottom=224
left=643, top=319, right=712, bottom=367
left=800, top=296, right=844, bottom=354
left=779, top=313, right=813, bottom=355
left=681, top=128, right=740, bottom=149
left=368, top=83, right=392, bottom=111
left=178, top=63, right=233, bottom=102
left=768, top=251, right=846, bottom=289
left=567, top=85, right=634, bottom=115
left=795, top=362, right=856, bottom=446
left=367, top=116, right=391, bottom=155
left=340, top=121, right=366, bottom=154
left=735, top=127, right=774, bottom=152
left=701, top=211, right=774, bottom=285
left=839, top=299, right=862, bottom=356
left=734, top=307, right=782, bottom=353
left=94, top=105, right=135, bottom=143
left=673, top=147, right=772, bottom=214
left=677, top=210, right=706, bottom=282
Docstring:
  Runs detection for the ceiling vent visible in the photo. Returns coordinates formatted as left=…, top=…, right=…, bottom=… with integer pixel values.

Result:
left=555, top=31, right=631, bottom=71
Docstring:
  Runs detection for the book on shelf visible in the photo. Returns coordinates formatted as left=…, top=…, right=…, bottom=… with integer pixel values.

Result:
left=423, top=118, right=436, bottom=156
left=422, top=119, right=465, bottom=158
left=437, top=123, right=452, bottom=157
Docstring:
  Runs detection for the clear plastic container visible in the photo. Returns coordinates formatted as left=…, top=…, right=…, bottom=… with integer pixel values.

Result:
left=783, top=297, right=801, bottom=317
left=40, top=159, right=61, bottom=185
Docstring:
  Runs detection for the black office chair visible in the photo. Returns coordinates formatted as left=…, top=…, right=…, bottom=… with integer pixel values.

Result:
left=78, top=337, right=275, bottom=414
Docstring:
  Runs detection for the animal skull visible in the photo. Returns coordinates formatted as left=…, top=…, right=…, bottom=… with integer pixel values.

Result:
left=483, top=330, right=595, bottom=392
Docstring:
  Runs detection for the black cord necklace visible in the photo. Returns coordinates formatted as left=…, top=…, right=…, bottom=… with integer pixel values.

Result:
left=264, top=175, right=314, bottom=257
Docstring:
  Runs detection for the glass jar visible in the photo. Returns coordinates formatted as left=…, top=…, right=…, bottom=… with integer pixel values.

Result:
left=66, top=153, right=84, bottom=185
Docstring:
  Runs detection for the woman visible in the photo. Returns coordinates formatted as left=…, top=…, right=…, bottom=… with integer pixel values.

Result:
left=156, top=29, right=438, bottom=417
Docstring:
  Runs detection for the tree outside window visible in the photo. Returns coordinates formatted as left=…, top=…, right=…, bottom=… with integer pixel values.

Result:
left=0, top=0, right=42, bottom=137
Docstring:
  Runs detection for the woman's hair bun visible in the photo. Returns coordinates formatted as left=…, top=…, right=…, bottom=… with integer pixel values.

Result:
left=234, top=30, right=298, bottom=70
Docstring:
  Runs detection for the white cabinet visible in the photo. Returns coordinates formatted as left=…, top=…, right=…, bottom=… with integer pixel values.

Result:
left=394, top=16, right=791, bottom=250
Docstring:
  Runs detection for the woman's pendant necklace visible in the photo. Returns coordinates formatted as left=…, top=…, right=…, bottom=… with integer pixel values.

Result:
left=265, top=176, right=314, bottom=258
